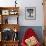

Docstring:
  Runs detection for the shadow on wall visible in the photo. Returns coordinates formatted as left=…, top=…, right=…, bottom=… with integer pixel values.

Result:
left=18, top=26, right=44, bottom=44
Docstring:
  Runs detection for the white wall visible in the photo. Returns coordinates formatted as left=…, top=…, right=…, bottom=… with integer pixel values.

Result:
left=18, top=0, right=44, bottom=26
left=0, top=0, right=44, bottom=26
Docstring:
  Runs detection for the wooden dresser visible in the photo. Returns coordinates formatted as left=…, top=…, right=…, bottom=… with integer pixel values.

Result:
left=0, top=7, right=19, bottom=46
left=1, top=40, right=19, bottom=46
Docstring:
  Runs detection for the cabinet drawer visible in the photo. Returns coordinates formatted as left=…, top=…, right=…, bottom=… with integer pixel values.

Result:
left=2, top=41, right=18, bottom=46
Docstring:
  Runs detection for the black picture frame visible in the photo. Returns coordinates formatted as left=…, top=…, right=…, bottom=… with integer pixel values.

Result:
left=25, top=7, right=36, bottom=20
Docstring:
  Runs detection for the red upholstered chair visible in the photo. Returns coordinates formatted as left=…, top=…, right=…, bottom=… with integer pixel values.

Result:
left=21, top=28, right=41, bottom=46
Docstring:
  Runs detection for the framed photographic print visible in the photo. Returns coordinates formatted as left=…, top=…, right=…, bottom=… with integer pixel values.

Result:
left=2, top=10, right=9, bottom=15
left=25, top=7, right=36, bottom=20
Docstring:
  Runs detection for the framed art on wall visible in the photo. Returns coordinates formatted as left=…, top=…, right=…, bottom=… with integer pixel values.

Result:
left=25, top=7, right=36, bottom=20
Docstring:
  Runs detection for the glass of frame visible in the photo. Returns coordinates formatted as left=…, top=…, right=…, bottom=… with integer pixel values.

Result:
left=25, top=7, right=36, bottom=20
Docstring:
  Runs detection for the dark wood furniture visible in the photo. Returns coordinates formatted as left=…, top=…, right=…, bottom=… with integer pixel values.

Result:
left=2, top=40, right=19, bottom=46
left=0, top=7, right=19, bottom=46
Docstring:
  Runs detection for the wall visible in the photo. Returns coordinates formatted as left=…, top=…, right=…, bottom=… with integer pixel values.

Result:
left=18, top=0, right=44, bottom=26
left=0, top=0, right=44, bottom=26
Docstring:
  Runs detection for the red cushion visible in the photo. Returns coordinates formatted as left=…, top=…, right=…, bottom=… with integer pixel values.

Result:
left=21, top=28, right=41, bottom=46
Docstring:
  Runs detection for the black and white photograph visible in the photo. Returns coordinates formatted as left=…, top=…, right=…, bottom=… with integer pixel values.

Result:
left=25, top=7, right=36, bottom=20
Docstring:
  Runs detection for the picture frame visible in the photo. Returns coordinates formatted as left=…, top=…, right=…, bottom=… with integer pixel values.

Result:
left=2, top=10, right=9, bottom=15
left=25, top=7, right=36, bottom=20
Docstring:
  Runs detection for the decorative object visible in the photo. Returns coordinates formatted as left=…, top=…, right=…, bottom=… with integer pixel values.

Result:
left=21, top=28, right=41, bottom=46
left=9, top=10, right=18, bottom=15
left=13, top=32, right=18, bottom=41
left=14, top=28, right=17, bottom=32
left=25, top=7, right=36, bottom=20
left=15, top=0, right=17, bottom=7
left=2, top=16, right=8, bottom=24
left=2, top=10, right=9, bottom=15
left=2, top=28, right=13, bottom=41
left=25, top=36, right=38, bottom=46
left=5, top=18, right=8, bottom=24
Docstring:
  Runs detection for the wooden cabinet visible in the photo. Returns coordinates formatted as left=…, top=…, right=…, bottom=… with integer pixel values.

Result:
left=0, top=7, right=19, bottom=46
left=0, top=41, right=19, bottom=46
left=2, top=41, right=19, bottom=46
